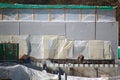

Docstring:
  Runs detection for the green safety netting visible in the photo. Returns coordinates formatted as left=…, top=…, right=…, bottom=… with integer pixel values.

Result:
left=0, top=3, right=115, bottom=10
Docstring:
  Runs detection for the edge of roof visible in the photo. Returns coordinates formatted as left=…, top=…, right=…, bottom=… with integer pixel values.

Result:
left=0, top=3, right=115, bottom=10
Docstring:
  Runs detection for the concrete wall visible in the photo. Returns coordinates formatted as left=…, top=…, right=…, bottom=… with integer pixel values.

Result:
left=0, top=22, right=118, bottom=59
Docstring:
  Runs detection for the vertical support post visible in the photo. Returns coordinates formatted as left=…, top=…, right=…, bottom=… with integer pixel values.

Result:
left=64, top=73, right=67, bottom=80
left=0, top=8, right=2, bottom=21
left=16, top=9, right=19, bottom=20
left=114, top=8, right=117, bottom=22
left=95, top=8, right=97, bottom=40
left=32, top=9, right=34, bottom=21
left=48, top=9, right=50, bottom=22
left=64, top=8, right=66, bottom=36
left=64, top=8, right=66, bottom=21
left=80, top=9, right=82, bottom=22
left=58, top=72, right=61, bottom=80
left=18, top=22, right=20, bottom=35
left=94, top=67, right=98, bottom=77
left=117, top=63, right=120, bottom=77
left=96, top=9, right=98, bottom=21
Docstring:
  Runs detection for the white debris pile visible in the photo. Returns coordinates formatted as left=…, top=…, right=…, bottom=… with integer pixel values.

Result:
left=0, top=64, right=58, bottom=80
left=0, top=65, right=109, bottom=80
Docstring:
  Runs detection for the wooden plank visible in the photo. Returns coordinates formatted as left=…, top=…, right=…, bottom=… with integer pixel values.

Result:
left=32, top=9, right=34, bottom=20
left=16, top=9, right=19, bottom=20
left=48, top=9, right=50, bottom=21
left=94, top=8, right=97, bottom=40
left=96, top=9, right=98, bottom=21
left=64, top=8, right=66, bottom=21
left=0, top=9, right=2, bottom=20
left=114, top=9, right=116, bottom=21
left=80, top=9, right=82, bottom=21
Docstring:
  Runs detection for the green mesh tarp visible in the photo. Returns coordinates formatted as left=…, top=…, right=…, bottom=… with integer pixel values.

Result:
left=118, top=47, right=120, bottom=59
left=0, top=3, right=114, bottom=10
left=0, top=43, right=19, bottom=61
